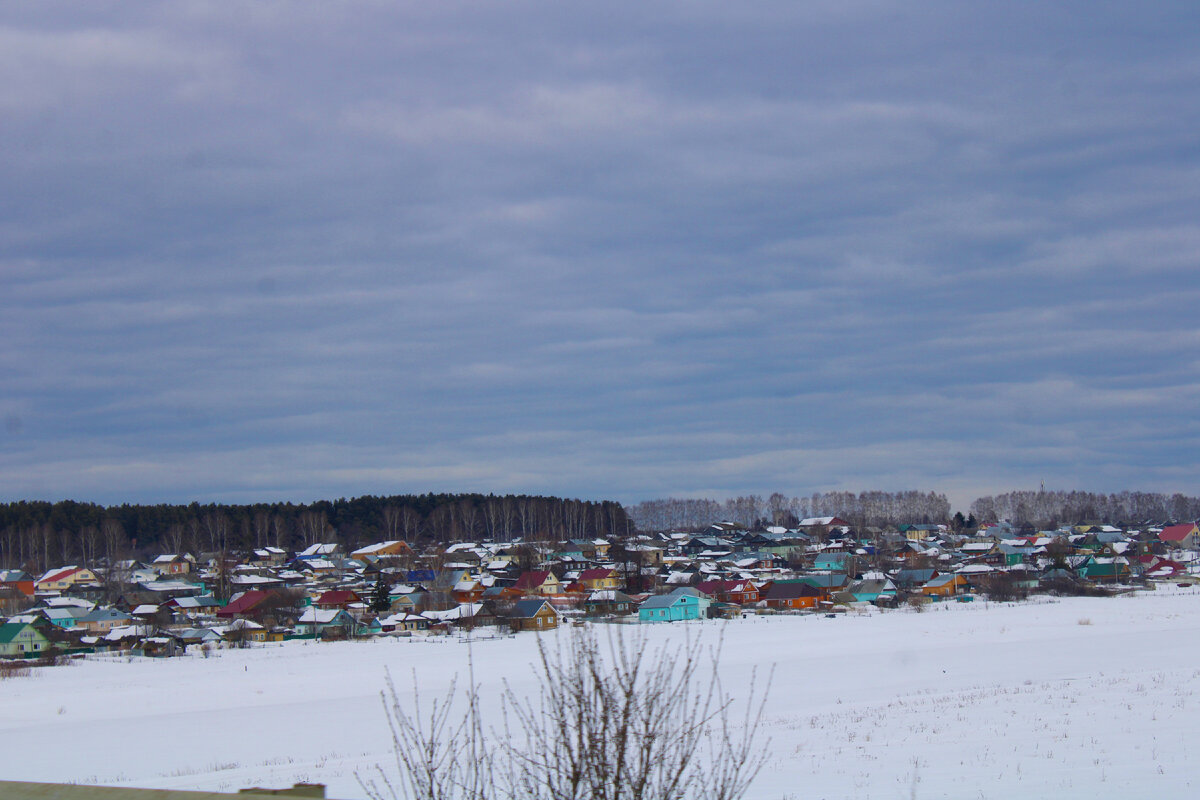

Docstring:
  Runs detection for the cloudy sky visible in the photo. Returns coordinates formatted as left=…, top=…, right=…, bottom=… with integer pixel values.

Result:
left=2, top=1, right=1198, bottom=510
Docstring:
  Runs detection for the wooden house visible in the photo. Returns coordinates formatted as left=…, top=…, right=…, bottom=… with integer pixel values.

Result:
left=509, top=598, right=559, bottom=632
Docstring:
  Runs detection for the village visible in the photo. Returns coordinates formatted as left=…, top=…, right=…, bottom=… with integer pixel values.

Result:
left=2, top=516, right=1199, bottom=662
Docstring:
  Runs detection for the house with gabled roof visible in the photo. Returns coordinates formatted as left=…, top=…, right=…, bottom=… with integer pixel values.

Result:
left=583, top=589, right=636, bottom=616
left=761, top=581, right=825, bottom=610
left=351, top=540, right=413, bottom=560
left=921, top=573, right=969, bottom=597
left=0, top=569, right=35, bottom=597
left=296, top=607, right=356, bottom=638
left=0, top=621, right=51, bottom=658
left=76, top=606, right=133, bottom=634
left=34, top=566, right=99, bottom=593
left=216, top=589, right=271, bottom=619
left=695, top=579, right=759, bottom=605
left=1159, top=524, right=1200, bottom=550
left=638, top=587, right=711, bottom=622
left=509, top=598, right=559, bottom=632
left=297, top=543, right=340, bottom=559
left=151, top=554, right=193, bottom=575
left=576, top=567, right=620, bottom=591
left=315, top=589, right=360, bottom=610
left=513, top=570, right=562, bottom=596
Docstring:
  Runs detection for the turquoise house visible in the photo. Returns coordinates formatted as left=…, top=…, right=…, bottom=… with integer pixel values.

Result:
left=638, top=587, right=711, bottom=622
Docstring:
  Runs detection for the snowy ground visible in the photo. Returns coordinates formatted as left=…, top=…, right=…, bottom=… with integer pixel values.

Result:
left=3, top=587, right=1200, bottom=799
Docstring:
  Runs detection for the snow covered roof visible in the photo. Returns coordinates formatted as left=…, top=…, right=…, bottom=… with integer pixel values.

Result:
left=298, top=543, right=339, bottom=557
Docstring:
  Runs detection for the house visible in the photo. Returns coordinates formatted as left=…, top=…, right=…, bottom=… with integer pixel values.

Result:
left=683, top=537, right=732, bottom=557
left=295, top=608, right=357, bottom=638
left=314, top=589, right=361, bottom=610
left=576, top=567, right=621, bottom=591
left=39, top=605, right=89, bottom=629
left=34, top=566, right=99, bottom=593
left=162, top=594, right=222, bottom=620
left=558, top=540, right=598, bottom=560
left=799, top=516, right=850, bottom=531
left=0, top=621, right=51, bottom=658
left=513, top=570, right=563, bottom=596
left=1080, top=556, right=1130, bottom=583
left=252, top=546, right=289, bottom=564
left=174, top=627, right=223, bottom=647
left=509, top=598, right=559, bottom=632
left=761, top=581, right=825, bottom=610
left=1159, top=524, right=1200, bottom=550
left=75, top=609, right=132, bottom=633
left=0, top=569, right=35, bottom=597
left=890, top=568, right=937, bottom=591
left=378, top=612, right=431, bottom=633
left=921, top=573, right=969, bottom=597
left=217, top=590, right=270, bottom=619
left=812, top=552, right=857, bottom=575
left=901, top=524, right=941, bottom=542
left=220, top=618, right=276, bottom=643
left=151, top=554, right=193, bottom=575
left=638, top=587, right=711, bottom=622
left=694, top=579, right=759, bottom=605
left=296, top=543, right=340, bottom=560
left=846, top=575, right=897, bottom=603
left=583, top=589, right=636, bottom=616
left=351, top=541, right=413, bottom=560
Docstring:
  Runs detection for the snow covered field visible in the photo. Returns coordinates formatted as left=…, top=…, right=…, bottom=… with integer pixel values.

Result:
left=3, top=587, right=1199, bottom=800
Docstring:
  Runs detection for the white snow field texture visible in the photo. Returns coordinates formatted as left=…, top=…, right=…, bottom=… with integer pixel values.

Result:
left=2, top=588, right=1198, bottom=799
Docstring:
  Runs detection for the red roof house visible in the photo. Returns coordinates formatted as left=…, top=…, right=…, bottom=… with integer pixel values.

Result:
left=1159, top=524, right=1200, bottom=550
left=315, top=589, right=361, bottom=609
left=216, top=590, right=270, bottom=619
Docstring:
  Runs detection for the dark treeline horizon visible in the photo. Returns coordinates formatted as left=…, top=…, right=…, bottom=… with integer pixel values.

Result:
left=0, top=493, right=631, bottom=573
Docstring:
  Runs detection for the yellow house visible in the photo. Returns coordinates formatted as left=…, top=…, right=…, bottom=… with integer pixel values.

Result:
left=577, top=568, right=620, bottom=591
left=514, top=570, right=562, bottom=596
left=35, top=566, right=99, bottom=592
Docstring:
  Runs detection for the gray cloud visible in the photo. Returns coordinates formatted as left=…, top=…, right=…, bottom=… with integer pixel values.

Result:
left=2, top=1, right=1198, bottom=508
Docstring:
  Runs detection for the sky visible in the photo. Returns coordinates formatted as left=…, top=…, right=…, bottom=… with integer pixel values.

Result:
left=2, top=1, right=1198, bottom=511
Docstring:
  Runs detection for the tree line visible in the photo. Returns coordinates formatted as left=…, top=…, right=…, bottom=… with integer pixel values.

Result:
left=969, top=490, right=1200, bottom=527
left=629, top=488, right=1200, bottom=533
left=626, top=491, right=952, bottom=532
left=0, top=494, right=631, bottom=573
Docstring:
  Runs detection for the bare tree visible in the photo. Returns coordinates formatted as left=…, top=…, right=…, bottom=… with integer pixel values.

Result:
left=359, top=627, right=771, bottom=800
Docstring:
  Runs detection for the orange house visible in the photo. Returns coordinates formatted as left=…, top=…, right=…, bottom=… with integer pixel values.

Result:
left=0, top=570, right=35, bottom=597
left=696, top=579, right=759, bottom=605
left=921, top=573, right=970, bottom=597
left=761, top=581, right=825, bottom=609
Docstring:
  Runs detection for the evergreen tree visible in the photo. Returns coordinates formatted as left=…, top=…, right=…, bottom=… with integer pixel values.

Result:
left=369, top=579, right=391, bottom=613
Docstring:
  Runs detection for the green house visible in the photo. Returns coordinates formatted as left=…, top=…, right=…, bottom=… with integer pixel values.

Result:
left=0, top=622, right=51, bottom=658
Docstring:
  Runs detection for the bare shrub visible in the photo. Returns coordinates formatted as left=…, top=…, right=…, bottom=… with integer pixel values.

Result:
left=976, top=573, right=1029, bottom=602
left=0, top=661, right=33, bottom=679
left=359, top=627, right=771, bottom=800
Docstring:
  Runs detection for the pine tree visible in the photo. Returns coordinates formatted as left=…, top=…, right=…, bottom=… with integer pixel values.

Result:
left=369, top=579, right=391, bottom=613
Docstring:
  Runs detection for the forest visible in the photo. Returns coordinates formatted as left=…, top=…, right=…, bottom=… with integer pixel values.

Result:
left=0, top=494, right=631, bottom=573
left=969, top=490, right=1200, bottom=528
left=626, top=491, right=953, bottom=532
